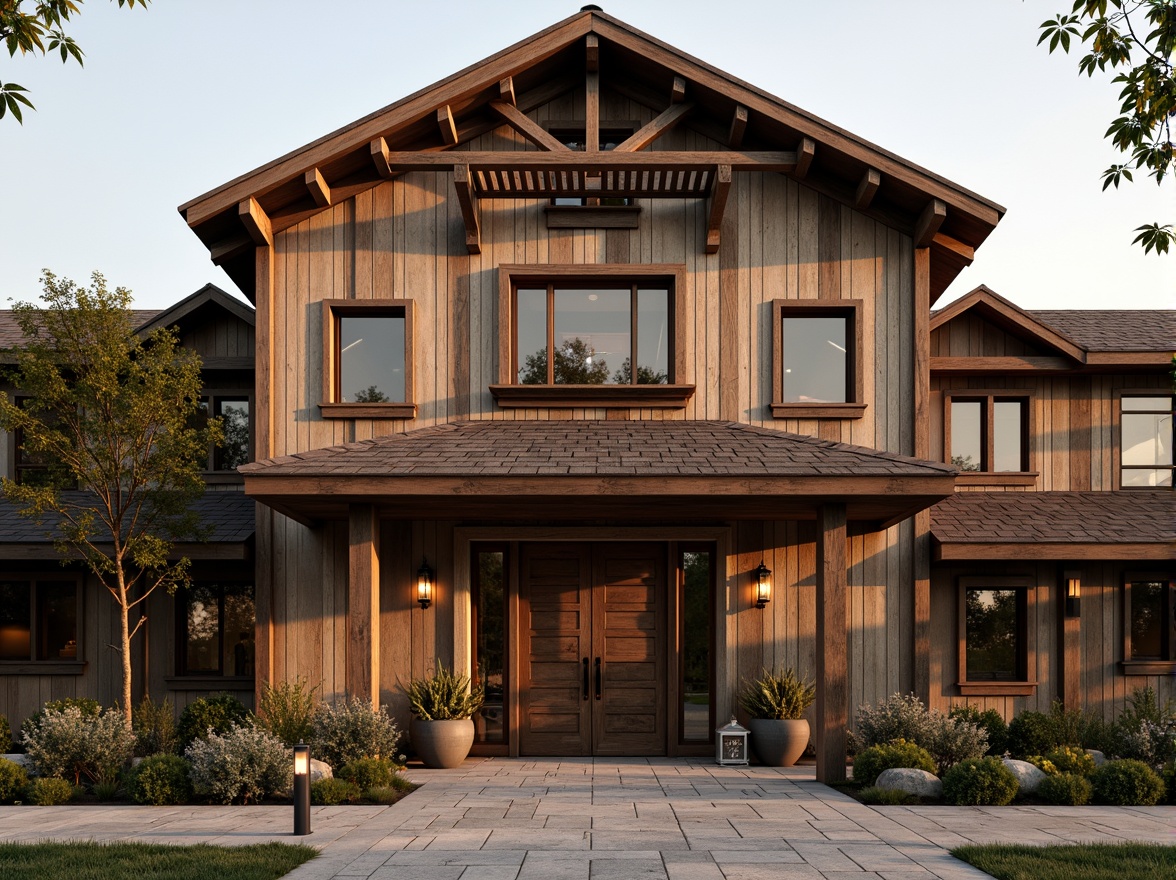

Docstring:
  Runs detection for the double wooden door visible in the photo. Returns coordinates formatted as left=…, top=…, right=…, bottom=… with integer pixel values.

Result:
left=519, top=542, right=666, bottom=756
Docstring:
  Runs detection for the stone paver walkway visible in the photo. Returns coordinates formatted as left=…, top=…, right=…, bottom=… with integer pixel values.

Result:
left=0, top=758, right=1173, bottom=879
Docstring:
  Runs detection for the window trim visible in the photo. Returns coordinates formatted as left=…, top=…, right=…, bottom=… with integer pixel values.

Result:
left=320, top=299, right=416, bottom=419
left=0, top=572, right=84, bottom=674
left=943, top=389, right=1035, bottom=480
left=957, top=575, right=1038, bottom=696
left=1121, top=571, right=1176, bottom=674
left=770, top=299, right=866, bottom=419
left=1115, top=389, right=1174, bottom=490
left=174, top=579, right=255, bottom=679
left=491, top=264, right=694, bottom=409
left=199, top=390, right=253, bottom=480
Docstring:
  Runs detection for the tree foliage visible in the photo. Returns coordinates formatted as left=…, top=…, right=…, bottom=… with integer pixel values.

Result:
left=1, top=0, right=149, bottom=124
left=0, top=270, right=218, bottom=725
left=1039, top=1, right=1175, bottom=253
left=519, top=337, right=611, bottom=385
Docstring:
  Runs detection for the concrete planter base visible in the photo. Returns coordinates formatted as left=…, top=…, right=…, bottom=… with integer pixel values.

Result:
left=747, top=719, right=810, bottom=767
left=411, top=719, right=475, bottom=769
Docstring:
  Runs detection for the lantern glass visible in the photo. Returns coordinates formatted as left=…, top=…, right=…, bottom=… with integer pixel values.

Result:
left=417, top=559, right=433, bottom=608
left=755, top=561, right=772, bottom=609
left=1064, top=571, right=1081, bottom=618
left=715, top=717, right=749, bottom=765
left=293, top=744, right=309, bottom=776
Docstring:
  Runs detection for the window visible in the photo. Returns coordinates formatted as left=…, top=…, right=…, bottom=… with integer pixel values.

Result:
left=944, top=391, right=1031, bottom=476
left=320, top=300, right=415, bottom=419
left=193, top=394, right=252, bottom=473
left=957, top=576, right=1036, bottom=696
left=1120, top=395, right=1173, bottom=488
left=472, top=545, right=508, bottom=749
left=0, top=576, right=81, bottom=669
left=177, top=581, right=255, bottom=677
left=679, top=546, right=714, bottom=745
left=771, top=300, right=865, bottom=418
left=492, top=265, right=692, bottom=409
left=13, top=397, right=75, bottom=488
left=1122, top=574, right=1176, bottom=672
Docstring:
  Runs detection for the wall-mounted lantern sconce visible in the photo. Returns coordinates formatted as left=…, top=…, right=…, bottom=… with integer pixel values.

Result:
left=293, top=743, right=311, bottom=835
left=754, top=560, right=772, bottom=609
left=1064, top=570, right=1081, bottom=618
left=417, top=558, right=434, bottom=610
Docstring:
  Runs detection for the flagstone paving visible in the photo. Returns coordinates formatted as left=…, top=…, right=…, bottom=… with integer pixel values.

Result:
left=0, top=757, right=1172, bottom=879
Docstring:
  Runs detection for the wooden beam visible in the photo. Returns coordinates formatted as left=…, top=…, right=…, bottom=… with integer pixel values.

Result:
left=238, top=197, right=271, bottom=247
left=614, top=102, right=694, bottom=152
left=914, top=198, right=947, bottom=248
left=706, top=164, right=732, bottom=254
left=489, top=101, right=570, bottom=151
left=793, top=137, right=815, bottom=179
left=347, top=504, right=380, bottom=707
left=304, top=167, right=331, bottom=208
left=913, top=246, right=932, bottom=706
left=931, top=356, right=1074, bottom=373
left=815, top=503, right=848, bottom=784
left=381, top=150, right=797, bottom=171
left=498, top=75, right=516, bottom=106
left=437, top=105, right=458, bottom=146
left=930, top=231, right=974, bottom=263
left=209, top=234, right=253, bottom=265
left=371, top=137, right=394, bottom=179
left=453, top=164, right=480, bottom=254
left=585, top=34, right=599, bottom=72
left=855, top=168, right=880, bottom=209
left=728, top=104, right=748, bottom=149
left=586, top=70, right=600, bottom=153
left=670, top=75, right=687, bottom=104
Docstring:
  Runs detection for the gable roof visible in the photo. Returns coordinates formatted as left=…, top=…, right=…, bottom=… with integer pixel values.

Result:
left=136, top=283, right=254, bottom=337
left=930, top=285, right=1086, bottom=360
left=179, top=9, right=1003, bottom=301
left=1030, top=309, right=1176, bottom=353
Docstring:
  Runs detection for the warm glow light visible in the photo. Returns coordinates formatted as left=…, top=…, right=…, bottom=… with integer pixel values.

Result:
left=293, top=745, right=309, bottom=776
left=755, top=561, right=772, bottom=609
left=1064, top=570, right=1081, bottom=618
left=417, top=558, right=434, bottom=610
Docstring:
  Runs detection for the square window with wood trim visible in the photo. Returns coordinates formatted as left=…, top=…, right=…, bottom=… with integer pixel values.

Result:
left=1122, top=574, right=1176, bottom=673
left=320, top=300, right=415, bottom=419
left=492, top=265, right=693, bottom=409
left=1119, top=395, right=1173, bottom=488
left=770, top=300, right=865, bottom=419
left=944, top=392, right=1031, bottom=475
left=957, top=576, right=1036, bottom=696
left=0, top=576, right=81, bottom=671
left=176, top=581, right=255, bottom=678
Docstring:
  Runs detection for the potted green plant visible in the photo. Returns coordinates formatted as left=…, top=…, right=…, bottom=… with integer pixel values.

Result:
left=404, top=663, right=484, bottom=769
left=738, top=667, right=816, bottom=766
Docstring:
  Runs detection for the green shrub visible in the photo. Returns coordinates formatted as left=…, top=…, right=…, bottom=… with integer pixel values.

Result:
left=311, top=698, right=400, bottom=770
left=25, top=776, right=74, bottom=806
left=1044, top=745, right=1096, bottom=777
left=22, top=705, right=134, bottom=786
left=949, top=705, right=1007, bottom=757
left=1161, top=760, right=1176, bottom=805
left=0, top=757, right=29, bottom=803
left=858, top=785, right=919, bottom=805
left=185, top=724, right=291, bottom=805
left=929, top=717, right=989, bottom=774
left=93, top=779, right=120, bottom=801
left=20, top=698, right=101, bottom=741
left=338, top=757, right=394, bottom=790
left=1026, top=755, right=1060, bottom=776
left=1006, top=710, right=1060, bottom=758
left=853, top=694, right=987, bottom=773
left=1092, top=759, right=1165, bottom=806
left=0, top=713, right=11, bottom=753
left=256, top=678, right=319, bottom=747
left=363, top=785, right=405, bottom=805
left=128, top=754, right=193, bottom=805
left=738, top=667, right=816, bottom=720
left=132, top=695, right=178, bottom=757
left=852, top=739, right=936, bottom=787
left=941, top=757, right=1019, bottom=806
left=177, top=694, right=249, bottom=751
left=310, top=777, right=358, bottom=805
left=405, top=662, right=484, bottom=721
left=1037, top=772, right=1093, bottom=806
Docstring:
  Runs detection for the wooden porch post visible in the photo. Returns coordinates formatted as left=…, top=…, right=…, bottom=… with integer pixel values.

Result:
left=348, top=504, right=381, bottom=706
left=1059, top=567, right=1082, bottom=711
left=913, top=245, right=932, bottom=704
left=815, top=502, right=848, bottom=783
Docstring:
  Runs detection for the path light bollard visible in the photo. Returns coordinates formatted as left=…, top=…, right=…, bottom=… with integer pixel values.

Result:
left=293, top=744, right=311, bottom=835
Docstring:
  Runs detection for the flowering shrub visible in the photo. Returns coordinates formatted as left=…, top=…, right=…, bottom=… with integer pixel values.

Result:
left=949, top=705, right=1007, bottom=756
left=941, top=757, right=1018, bottom=806
left=185, top=723, right=291, bottom=805
left=22, top=705, right=134, bottom=785
left=311, top=698, right=399, bottom=770
left=1044, top=745, right=1096, bottom=777
left=854, top=693, right=987, bottom=774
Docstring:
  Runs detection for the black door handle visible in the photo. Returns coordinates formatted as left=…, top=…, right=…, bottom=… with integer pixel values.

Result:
left=582, top=657, right=590, bottom=701
left=594, top=656, right=602, bottom=701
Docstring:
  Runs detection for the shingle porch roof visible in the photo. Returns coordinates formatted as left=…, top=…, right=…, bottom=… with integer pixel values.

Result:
left=931, top=490, right=1176, bottom=561
left=1029, top=310, right=1176, bottom=353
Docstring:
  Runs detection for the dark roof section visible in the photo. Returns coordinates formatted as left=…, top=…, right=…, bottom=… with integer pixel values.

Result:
left=931, top=491, right=1176, bottom=559
left=0, top=310, right=161, bottom=350
left=1030, top=310, right=1176, bottom=353
left=241, top=419, right=957, bottom=478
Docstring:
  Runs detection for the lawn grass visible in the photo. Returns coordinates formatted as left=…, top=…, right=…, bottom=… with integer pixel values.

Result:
left=952, top=843, right=1176, bottom=880
left=0, top=841, right=317, bottom=880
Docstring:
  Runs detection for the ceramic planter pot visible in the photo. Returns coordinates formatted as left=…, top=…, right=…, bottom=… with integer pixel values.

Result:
left=411, top=718, right=475, bottom=769
left=747, top=718, right=810, bottom=767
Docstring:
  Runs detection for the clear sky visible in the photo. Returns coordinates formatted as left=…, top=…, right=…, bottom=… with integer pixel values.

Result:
left=1, top=0, right=1172, bottom=311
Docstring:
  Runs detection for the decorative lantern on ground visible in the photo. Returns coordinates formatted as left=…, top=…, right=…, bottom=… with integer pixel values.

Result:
left=293, top=743, right=311, bottom=835
left=716, top=717, right=750, bottom=766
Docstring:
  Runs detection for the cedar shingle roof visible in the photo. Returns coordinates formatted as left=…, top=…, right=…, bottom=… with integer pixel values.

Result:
left=240, top=420, right=956, bottom=478
left=931, top=491, right=1176, bottom=546
left=0, top=310, right=163, bottom=349
left=1029, top=310, right=1176, bottom=353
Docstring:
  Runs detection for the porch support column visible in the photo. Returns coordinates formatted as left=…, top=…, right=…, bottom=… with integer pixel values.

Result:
left=348, top=504, right=380, bottom=707
left=1059, top=568, right=1082, bottom=711
left=815, top=502, right=848, bottom=783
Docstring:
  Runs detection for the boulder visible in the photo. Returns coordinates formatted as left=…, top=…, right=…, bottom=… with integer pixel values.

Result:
left=1085, top=749, right=1106, bottom=766
left=1002, top=758, right=1047, bottom=794
left=310, top=759, right=333, bottom=783
left=875, top=767, right=942, bottom=799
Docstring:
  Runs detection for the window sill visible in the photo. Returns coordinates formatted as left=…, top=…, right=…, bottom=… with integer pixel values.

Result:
left=0, top=661, right=87, bottom=676
left=770, top=402, right=867, bottom=420
left=1119, top=660, right=1176, bottom=675
left=544, top=205, right=641, bottom=229
left=319, top=402, right=416, bottom=419
left=955, top=472, right=1039, bottom=487
left=957, top=681, right=1038, bottom=696
left=490, top=384, right=695, bottom=410
left=165, top=675, right=254, bottom=691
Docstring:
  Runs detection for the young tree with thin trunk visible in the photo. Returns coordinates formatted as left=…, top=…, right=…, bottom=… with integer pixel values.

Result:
left=0, top=270, right=219, bottom=726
